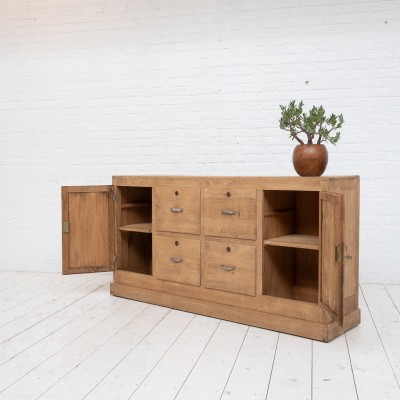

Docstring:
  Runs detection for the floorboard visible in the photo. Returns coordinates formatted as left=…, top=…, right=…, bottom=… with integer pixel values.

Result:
left=84, top=309, right=194, bottom=400
left=1, top=299, right=147, bottom=399
left=221, top=327, right=278, bottom=400
left=385, top=285, right=400, bottom=313
left=39, top=304, right=169, bottom=400
left=361, top=284, right=400, bottom=385
left=0, top=274, right=96, bottom=327
left=175, top=321, right=249, bottom=400
left=345, top=286, right=400, bottom=400
left=0, top=295, right=125, bottom=392
left=312, top=335, right=357, bottom=400
left=266, top=334, right=312, bottom=400
left=0, top=272, right=398, bottom=400
left=130, top=314, right=220, bottom=400
left=0, top=275, right=112, bottom=365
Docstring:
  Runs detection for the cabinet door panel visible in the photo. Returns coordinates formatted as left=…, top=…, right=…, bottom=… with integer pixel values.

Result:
left=62, top=186, right=114, bottom=274
left=320, top=191, right=344, bottom=325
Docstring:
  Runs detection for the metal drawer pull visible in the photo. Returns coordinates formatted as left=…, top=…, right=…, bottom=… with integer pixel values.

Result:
left=221, top=209, right=240, bottom=216
left=170, top=257, right=183, bottom=264
left=219, top=264, right=236, bottom=272
left=171, top=207, right=183, bottom=213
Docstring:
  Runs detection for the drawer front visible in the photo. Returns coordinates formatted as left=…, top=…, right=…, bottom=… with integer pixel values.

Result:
left=203, top=240, right=256, bottom=296
left=204, top=188, right=257, bottom=240
left=155, top=187, right=200, bottom=234
left=155, top=235, right=200, bottom=286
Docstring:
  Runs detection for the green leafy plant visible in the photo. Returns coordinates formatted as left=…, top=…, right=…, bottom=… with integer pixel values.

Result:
left=279, top=100, right=344, bottom=145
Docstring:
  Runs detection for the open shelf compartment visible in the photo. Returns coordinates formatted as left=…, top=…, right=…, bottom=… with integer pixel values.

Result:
left=263, top=246, right=319, bottom=303
left=117, top=186, right=153, bottom=275
left=263, top=190, right=320, bottom=303
left=120, top=231, right=152, bottom=275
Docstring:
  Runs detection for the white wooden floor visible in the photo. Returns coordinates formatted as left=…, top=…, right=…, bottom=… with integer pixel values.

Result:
left=0, top=272, right=399, bottom=400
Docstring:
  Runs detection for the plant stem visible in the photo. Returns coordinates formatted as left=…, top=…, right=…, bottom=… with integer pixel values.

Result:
left=287, top=123, right=304, bottom=144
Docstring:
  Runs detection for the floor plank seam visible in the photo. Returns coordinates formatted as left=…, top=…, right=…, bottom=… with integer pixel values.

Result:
left=0, top=274, right=100, bottom=327
left=81, top=307, right=172, bottom=400
left=264, top=332, right=279, bottom=400
left=345, top=333, right=360, bottom=400
left=34, top=299, right=146, bottom=400
left=0, top=293, right=115, bottom=394
left=3, top=273, right=400, bottom=400
left=0, top=283, right=111, bottom=369
left=127, top=313, right=197, bottom=399
left=359, top=285, right=400, bottom=390
left=311, top=340, right=313, bottom=400
left=173, top=319, right=222, bottom=400
left=0, top=274, right=56, bottom=301
left=384, top=285, right=400, bottom=314
left=219, top=325, right=250, bottom=400
left=0, top=282, right=110, bottom=350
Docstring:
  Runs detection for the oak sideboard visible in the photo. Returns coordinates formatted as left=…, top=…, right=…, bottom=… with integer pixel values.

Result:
left=62, top=176, right=360, bottom=342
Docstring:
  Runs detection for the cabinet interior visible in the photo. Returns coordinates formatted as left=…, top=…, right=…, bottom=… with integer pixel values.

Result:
left=263, top=190, right=319, bottom=303
left=118, top=186, right=152, bottom=275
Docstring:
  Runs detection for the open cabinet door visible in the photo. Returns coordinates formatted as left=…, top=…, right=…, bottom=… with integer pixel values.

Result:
left=62, top=186, right=115, bottom=274
left=320, top=191, right=344, bottom=326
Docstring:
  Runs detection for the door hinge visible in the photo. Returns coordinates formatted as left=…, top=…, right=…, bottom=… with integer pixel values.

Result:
left=335, top=245, right=342, bottom=264
left=111, top=255, right=117, bottom=271
left=62, top=221, right=70, bottom=233
left=111, top=193, right=117, bottom=201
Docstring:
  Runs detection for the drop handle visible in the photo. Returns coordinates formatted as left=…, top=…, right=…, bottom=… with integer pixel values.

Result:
left=170, top=257, right=183, bottom=264
left=221, top=210, right=240, bottom=216
left=171, top=207, right=183, bottom=213
left=219, top=264, right=236, bottom=272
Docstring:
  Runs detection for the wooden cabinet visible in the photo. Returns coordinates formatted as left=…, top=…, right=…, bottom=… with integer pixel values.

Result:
left=62, top=176, right=360, bottom=342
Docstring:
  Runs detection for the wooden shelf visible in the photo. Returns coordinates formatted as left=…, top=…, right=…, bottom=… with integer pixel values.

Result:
left=264, top=234, right=319, bottom=250
left=264, top=209, right=295, bottom=217
left=292, top=284, right=318, bottom=303
left=119, top=223, right=152, bottom=233
left=121, top=202, right=151, bottom=209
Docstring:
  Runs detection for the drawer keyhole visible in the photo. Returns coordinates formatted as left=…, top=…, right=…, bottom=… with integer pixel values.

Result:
left=226, top=192, right=231, bottom=197
left=175, top=191, right=179, bottom=196
left=175, top=241, right=179, bottom=246
left=226, top=246, right=231, bottom=252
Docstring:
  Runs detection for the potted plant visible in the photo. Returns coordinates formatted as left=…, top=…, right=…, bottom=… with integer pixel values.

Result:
left=279, top=100, right=344, bottom=176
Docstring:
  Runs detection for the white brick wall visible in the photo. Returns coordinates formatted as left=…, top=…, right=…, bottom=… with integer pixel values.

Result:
left=0, top=0, right=399, bottom=282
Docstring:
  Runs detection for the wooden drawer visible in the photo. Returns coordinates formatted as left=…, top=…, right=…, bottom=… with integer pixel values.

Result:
left=203, top=239, right=256, bottom=296
left=155, top=235, right=200, bottom=286
left=155, top=187, right=200, bottom=234
left=203, top=188, right=257, bottom=240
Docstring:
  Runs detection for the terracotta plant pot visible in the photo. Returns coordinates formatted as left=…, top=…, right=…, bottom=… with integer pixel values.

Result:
left=292, top=144, right=328, bottom=177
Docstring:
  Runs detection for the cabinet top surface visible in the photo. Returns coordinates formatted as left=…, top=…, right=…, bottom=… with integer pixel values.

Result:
left=113, top=175, right=359, bottom=180
left=112, top=175, right=359, bottom=190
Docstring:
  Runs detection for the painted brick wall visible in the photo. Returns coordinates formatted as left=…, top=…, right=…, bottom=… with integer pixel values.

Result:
left=0, top=0, right=399, bottom=282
